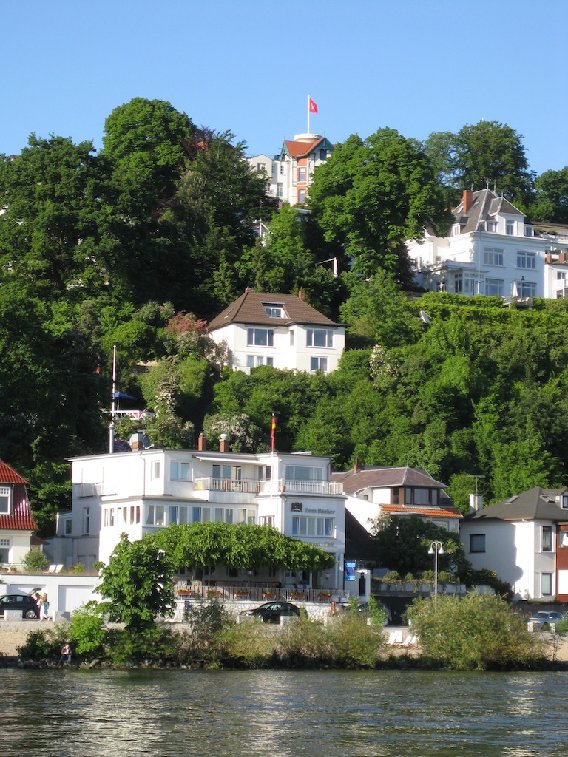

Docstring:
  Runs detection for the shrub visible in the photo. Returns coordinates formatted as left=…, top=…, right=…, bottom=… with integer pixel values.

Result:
left=18, top=626, right=68, bottom=661
left=218, top=621, right=276, bottom=667
left=69, top=605, right=106, bottom=658
left=326, top=613, right=385, bottom=668
left=105, top=625, right=181, bottom=666
left=407, top=593, right=545, bottom=670
left=22, top=549, right=49, bottom=573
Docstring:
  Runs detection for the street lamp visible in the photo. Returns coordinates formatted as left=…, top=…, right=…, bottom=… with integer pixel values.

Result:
left=428, top=541, right=444, bottom=604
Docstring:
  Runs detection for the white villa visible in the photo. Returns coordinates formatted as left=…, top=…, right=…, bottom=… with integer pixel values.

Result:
left=248, top=133, right=333, bottom=207
left=460, top=487, right=568, bottom=602
left=208, top=289, right=345, bottom=374
left=407, top=189, right=568, bottom=300
left=50, top=436, right=346, bottom=590
left=330, top=466, right=462, bottom=535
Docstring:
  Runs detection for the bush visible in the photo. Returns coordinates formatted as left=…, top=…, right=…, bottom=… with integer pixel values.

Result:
left=218, top=621, right=276, bottom=668
left=326, top=613, right=385, bottom=668
left=407, top=593, right=545, bottom=670
left=18, top=626, right=68, bottom=661
left=182, top=599, right=235, bottom=662
left=105, top=625, right=181, bottom=666
left=22, top=549, right=49, bottom=573
left=69, top=605, right=106, bottom=658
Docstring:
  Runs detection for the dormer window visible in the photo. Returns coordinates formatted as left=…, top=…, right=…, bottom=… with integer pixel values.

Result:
left=562, top=493, right=568, bottom=510
left=524, top=225, right=533, bottom=237
left=486, top=221, right=497, bottom=232
left=506, top=220, right=515, bottom=235
left=263, top=303, right=285, bottom=318
left=0, top=486, right=11, bottom=514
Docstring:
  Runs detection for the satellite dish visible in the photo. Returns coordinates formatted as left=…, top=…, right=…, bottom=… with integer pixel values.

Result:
left=420, top=310, right=431, bottom=325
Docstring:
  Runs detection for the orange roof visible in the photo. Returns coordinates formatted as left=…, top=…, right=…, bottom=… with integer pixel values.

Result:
left=283, top=137, right=324, bottom=159
left=381, top=504, right=462, bottom=519
left=0, top=459, right=36, bottom=531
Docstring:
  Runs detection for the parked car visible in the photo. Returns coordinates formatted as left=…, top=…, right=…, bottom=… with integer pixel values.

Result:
left=0, top=593, right=40, bottom=619
left=529, top=611, right=565, bottom=630
left=240, top=601, right=301, bottom=624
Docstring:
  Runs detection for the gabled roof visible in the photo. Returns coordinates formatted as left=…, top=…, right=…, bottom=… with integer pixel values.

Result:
left=208, top=290, right=340, bottom=331
left=331, top=466, right=447, bottom=495
left=0, top=459, right=27, bottom=484
left=467, top=487, right=568, bottom=523
left=0, top=458, right=36, bottom=531
left=278, top=136, right=329, bottom=160
left=453, top=189, right=524, bottom=234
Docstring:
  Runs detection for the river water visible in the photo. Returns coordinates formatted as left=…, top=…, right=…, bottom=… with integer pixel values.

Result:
left=2, top=668, right=568, bottom=756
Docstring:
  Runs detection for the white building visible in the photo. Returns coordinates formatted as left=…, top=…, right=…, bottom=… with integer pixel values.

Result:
left=330, top=466, right=462, bottom=535
left=459, top=487, right=568, bottom=601
left=208, top=289, right=345, bottom=374
left=248, top=133, right=333, bottom=206
left=407, top=189, right=568, bottom=300
left=51, top=439, right=346, bottom=590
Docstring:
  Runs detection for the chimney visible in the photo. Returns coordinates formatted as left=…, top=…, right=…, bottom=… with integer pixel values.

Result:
left=219, top=433, right=230, bottom=453
left=469, top=492, right=483, bottom=513
left=197, top=432, right=207, bottom=451
left=462, top=189, right=473, bottom=214
left=298, top=288, right=305, bottom=301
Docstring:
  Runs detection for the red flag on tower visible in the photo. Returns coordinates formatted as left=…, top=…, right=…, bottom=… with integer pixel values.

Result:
left=308, top=96, right=318, bottom=113
left=270, top=414, right=276, bottom=452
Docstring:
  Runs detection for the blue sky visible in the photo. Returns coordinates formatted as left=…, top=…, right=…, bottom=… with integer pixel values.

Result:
left=2, top=0, right=566, bottom=176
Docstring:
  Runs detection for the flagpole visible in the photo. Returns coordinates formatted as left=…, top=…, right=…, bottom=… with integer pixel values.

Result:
left=307, top=94, right=310, bottom=134
left=109, top=345, right=116, bottom=454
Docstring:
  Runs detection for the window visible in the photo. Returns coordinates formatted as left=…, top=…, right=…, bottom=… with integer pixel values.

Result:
left=152, top=461, right=161, bottom=479
left=285, top=465, right=323, bottom=482
left=454, top=273, right=476, bottom=294
left=292, top=516, right=334, bottom=537
left=517, top=280, right=536, bottom=297
left=0, top=538, right=9, bottom=564
left=83, top=507, right=90, bottom=535
left=469, top=534, right=486, bottom=553
left=169, top=506, right=187, bottom=525
left=64, top=518, right=73, bottom=536
left=517, top=251, right=536, bottom=269
left=191, top=506, right=201, bottom=523
left=486, top=221, right=497, bottom=232
left=541, top=572, right=552, bottom=596
left=279, top=164, right=284, bottom=175
left=170, top=461, right=190, bottom=481
left=214, top=507, right=224, bottom=522
left=542, top=526, right=553, bottom=552
left=557, top=272, right=566, bottom=280
left=524, top=225, right=533, bottom=237
left=259, top=515, right=274, bottom=527
left=310, top=357, right=328, bottom=372
left=319, top=149, right=327, bottom=161
left=146, top=505, right=165, bottom=526
left=276, top=182, right=283, bottom=198
left=298, top=167, right=306, bottom=182
left=246, top=355, right=274, bottom=368
left=298, top=189, right=306, bottom=204
left=486, top=278, right=504, bottom=296
left=247, top=328, right=274, bottom=347
left=506, top=220, right=515, bottom=235
left=0, top=486, right=10, bottom=514
left=483, top=248, right=504, bottom=266
left=103, top=508, right=115, bottom=527
left=562, top=494, right=568, bottom=510
left=130, top=505, right=140, bottom=524
left=263, top=303, right=284, bottom=318
left=307, top=328, right=333, bottom=348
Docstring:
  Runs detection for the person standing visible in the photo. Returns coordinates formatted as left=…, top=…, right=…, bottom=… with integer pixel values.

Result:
left=40, top=592, right=50, bottom=620
left=59, top=643, right=72, bottom=665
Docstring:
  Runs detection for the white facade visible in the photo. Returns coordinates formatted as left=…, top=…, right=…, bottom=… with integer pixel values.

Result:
left=210, top=321, right=345, bottom=375
left=53, top=448, right=346, bottom=590
left=407, top=189, right=568, bottom=300
left=460, top=518, right=558, bottom=600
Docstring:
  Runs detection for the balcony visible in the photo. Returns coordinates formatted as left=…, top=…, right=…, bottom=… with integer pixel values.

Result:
left=194, top=478, right=343, bottom=496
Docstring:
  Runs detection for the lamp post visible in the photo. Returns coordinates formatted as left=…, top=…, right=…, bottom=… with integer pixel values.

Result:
left=428, top=541, right=444, bottom=605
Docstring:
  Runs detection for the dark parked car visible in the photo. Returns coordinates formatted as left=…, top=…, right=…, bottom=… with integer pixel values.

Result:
left=240, top=601, right=301, bottom=624
left=529, top=610, right=565, bottom=630
left=0, top=593, right=39, bottom=619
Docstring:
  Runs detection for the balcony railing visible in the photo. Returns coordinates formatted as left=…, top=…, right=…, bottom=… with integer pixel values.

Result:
left=194, top=478, right=343, bottom=495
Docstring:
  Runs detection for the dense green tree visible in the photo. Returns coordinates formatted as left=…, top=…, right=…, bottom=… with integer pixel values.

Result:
left=149, top=523, right=335, bottom=572
left=96, top=535, right=175, bottom=631
left=531, top=166, right=568, bottom=223
left=309, top=128, right=451, bottom=282
left=425, top=120, right=534, bottom=208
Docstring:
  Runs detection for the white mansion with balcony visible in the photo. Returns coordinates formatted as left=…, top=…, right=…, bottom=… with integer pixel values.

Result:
left=50, top=438, right=346, bottom=590
left=208, top=289, right=345, bottom=374
left=407, top=189, right=568, bottom=300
